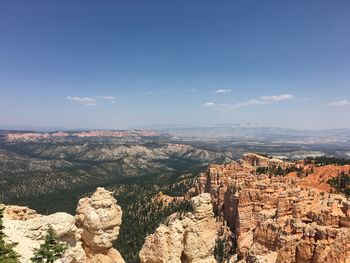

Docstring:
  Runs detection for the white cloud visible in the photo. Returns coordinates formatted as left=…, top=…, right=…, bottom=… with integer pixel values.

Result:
left=326, top=100, right=350, bottom=107
left=218, top=99, right=268, bottom=109
left=261, top=94, right=294, bottom=101
left=203, top=93, right=294, bottom=110
left=96, top=96, right=115, bottom=100
left=236, top=99, right=269, bottom=107
left=202, top=102, right=216, bottom=107
left=300, top=97, right=311, bottom=101
left=215, top=89, right=232, bottom=93
left=66, top=96, right=97, bottom=106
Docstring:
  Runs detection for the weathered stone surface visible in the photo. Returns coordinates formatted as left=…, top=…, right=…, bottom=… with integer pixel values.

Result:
left=3, top=212, right=86, bottom=263
left=139, top=193, right=217, bottom=263
left=1, top=205, right=37, bottom=220
left=194, top=153, right=350, bottom=263
left=3, top=187, right=125, bottom=263
left=75, top=187, right=125, bottom=263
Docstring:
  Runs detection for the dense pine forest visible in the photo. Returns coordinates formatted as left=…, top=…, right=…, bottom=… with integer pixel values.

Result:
left=305, top=156, right=350, bottom=166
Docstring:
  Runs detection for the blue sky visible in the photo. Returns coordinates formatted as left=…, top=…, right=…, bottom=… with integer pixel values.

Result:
left=0, top=1, right=349, bottom=130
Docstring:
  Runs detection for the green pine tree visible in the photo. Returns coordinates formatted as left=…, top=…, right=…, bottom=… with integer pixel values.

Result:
left=0, top=207, right=21, bottom=263
left=31, top=225, right=66, bottom=263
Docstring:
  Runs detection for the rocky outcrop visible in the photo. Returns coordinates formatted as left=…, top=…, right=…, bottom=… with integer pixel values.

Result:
left=241, top=153, right=290, bottom=170
left=2, top=205, right=37, bottom=220
left=3, top=187, right=125, bottom=263
left=193, top=153, right=292, bottom=218
left=76, top=187, right=125, bottom=263
left=249, top=218, right=350, bottom=263
left=3, top=212, right=86, bottom=263
left=194, top=154, right=350, bottom=263
left=139, top=193, right=217, bottom=263
left=153, top=191, right=185, bottom=207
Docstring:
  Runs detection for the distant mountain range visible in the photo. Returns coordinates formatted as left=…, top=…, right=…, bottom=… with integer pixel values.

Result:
left=1, top=124, right=350, bottom=143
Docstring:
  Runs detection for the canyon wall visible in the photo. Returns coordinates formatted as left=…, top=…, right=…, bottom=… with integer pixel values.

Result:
left=194, top=153, right=350, bottom=263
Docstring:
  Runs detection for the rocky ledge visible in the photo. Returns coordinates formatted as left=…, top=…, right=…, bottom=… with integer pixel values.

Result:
left=3, top=187, right=125, bottom=263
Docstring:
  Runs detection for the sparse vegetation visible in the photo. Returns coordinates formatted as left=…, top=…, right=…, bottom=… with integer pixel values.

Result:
left=327, top=171, right=350, bottom=197
left=31, top=226, right=66, bottom=263
left=214, top=224, right=236, bottom=263
left=256, top=164, right=303, bottom=176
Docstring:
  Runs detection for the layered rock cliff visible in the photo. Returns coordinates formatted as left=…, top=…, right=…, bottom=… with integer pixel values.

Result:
left=194, top=153, right=350, bottom=263
left=3, top=187, right=125, bottom=263
left=139, top=193, right=217, bottom=263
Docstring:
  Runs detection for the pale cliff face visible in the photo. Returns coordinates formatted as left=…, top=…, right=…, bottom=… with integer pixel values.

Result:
left=139, top=193, right=217, bottom=263
left=3, top=187, right=125, bottom=263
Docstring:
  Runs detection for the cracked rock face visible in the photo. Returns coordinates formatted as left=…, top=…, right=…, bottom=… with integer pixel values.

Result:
left=139, top=193, right=217, bottom=263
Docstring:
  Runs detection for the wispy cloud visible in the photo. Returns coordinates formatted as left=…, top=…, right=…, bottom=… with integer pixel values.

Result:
left=217, top=99, right=268, bottom=109
left=146, top=90, right=164, bottom=95
left=326, top=100, right=350, bottom=107
left=96, top=96, right=116, bottom=104
left=67, top=95, right=117, bottom=106
left=299, top=97, right=311, bottom=101
left=215, top=89, right=232, bottom=93
left=236, top=99, right=269, bottom=107
left=96, top=96, right=115, bottom=100
left=203, top=93, right=295, bottom=110
left=260, top=94, right=294, bottom=101
left=202, top=102, right=216, bottom=107
left=66, top=96, right=97, bottom=106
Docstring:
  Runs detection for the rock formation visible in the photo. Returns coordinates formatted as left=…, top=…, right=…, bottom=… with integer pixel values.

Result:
left=3, top=187, right=125, bottom=263
left=76, top=187, right=125, bottom=263
left=1, top=205, right=37, bottom=220
left=139, top=193, right=217, bottom=263
left=194, top=153, right=350, bottom=263
left=153, top=191, right=185, bottom=207
left=2, top=153, right=349, bottom=263
left=3, top=212, right=86, bottom=263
